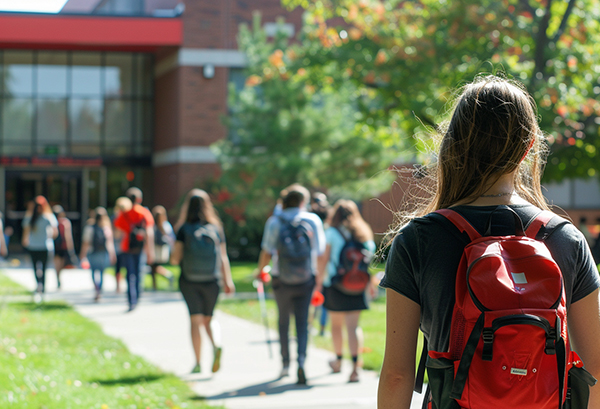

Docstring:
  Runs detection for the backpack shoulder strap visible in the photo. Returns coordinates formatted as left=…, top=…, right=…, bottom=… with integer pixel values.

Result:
left=524, top=211, right=570, bottom=240
left=434, top=209, right=481, bottom=241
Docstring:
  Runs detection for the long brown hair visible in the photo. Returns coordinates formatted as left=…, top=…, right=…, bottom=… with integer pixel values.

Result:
left=330, top=199, right=373, bottom=243
left=176, top=189, right=222, bottom=228
left=390, top=75, right=550, bottom=235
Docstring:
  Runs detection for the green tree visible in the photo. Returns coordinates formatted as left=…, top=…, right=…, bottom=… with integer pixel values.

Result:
left=282, top=0, right=600, bottom=181
left=214, top=14, right=397, bottom=222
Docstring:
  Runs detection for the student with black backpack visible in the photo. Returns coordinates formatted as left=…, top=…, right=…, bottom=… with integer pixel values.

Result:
left=315, top=199, right=375, bottom=383
left=170, top=189, right=235, bottom=375
left=378, top=76, right=600, bottom=408
left=257, top=184, right=326, bottom=385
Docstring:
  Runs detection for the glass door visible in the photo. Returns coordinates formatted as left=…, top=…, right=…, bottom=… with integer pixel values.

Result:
left=5, top=170, right=82, bottom=253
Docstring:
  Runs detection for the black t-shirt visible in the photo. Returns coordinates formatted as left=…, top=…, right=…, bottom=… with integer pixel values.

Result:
left=380, top=204, right=600, bottom=352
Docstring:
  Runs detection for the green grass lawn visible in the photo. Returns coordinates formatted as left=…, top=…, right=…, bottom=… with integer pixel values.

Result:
left=0, top=274, right=219, bottom=409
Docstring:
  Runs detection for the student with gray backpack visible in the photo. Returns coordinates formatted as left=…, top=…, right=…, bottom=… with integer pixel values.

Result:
left=79, top=207, right=117, bottom=302
left=257, top=184, right=326, bottom=385
left=170, top=189, right=235, bottom=375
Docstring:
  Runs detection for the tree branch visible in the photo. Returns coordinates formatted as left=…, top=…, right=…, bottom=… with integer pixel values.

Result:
left=551, top=0, right=577, bottom=43
left=517, top=0, right=537, bottom=17
left=530, top=0, right=553, bottom=87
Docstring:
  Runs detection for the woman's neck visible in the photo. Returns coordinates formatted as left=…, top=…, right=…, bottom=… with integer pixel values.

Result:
left=453, top=172, right=529, bottom=207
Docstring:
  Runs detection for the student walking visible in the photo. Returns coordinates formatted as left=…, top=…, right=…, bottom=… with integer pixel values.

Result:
left=377, top=76, right=600, bottom=408
left=150, top=205, right=175, bottom=290
left=21, top=196, right=58, bottom=302
left=80, top=207, right=117, bottom=301
left=257, top=184, right=326, bottom=385
left=170, top=189, right=235, bottom=374
left=52, top=204, right=77, bottom=289
left=316, top=199, right=375, bottom=383
left=113, top=195, right=155, bottom=312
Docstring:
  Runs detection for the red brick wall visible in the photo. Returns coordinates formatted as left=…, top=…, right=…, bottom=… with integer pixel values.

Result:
left=153, top=162, right=221, bottom=213
left=154, top=63, right=181, bottom=151
left=179, top=66, right=228, bottom=146
left=181, top=0, right=303, bottom=49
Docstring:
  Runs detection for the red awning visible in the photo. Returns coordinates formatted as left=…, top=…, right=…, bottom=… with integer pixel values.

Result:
left=0, top=13, right=182, bottom=52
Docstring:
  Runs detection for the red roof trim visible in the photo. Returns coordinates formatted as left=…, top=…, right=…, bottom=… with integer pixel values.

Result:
left=0, top=14, right=182, bottom=50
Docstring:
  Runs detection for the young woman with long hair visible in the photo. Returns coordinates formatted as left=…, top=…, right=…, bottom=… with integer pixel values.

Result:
left=80, top=207, right=117, bottom=301
left=377, top=75, right=600, bottom=408
left=52, top=204, right=76, bottom=289
left=316, top=199, right=376, bottom=383
left=150, top=205, right=175, bottom=290
left=170, top=189, right=235, bottom=374
left=21, top=196, right=58, bottom=302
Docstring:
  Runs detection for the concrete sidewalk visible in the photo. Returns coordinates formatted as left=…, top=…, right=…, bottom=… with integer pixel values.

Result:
left=2, top=263, right=425, bottom=409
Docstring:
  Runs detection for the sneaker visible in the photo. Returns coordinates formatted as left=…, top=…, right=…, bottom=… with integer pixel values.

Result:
left=33, top=293, right=42, bottom=304
left=191, top=363, right=201, bottom=374
left=297, top=367, right=307, bottom=385
left=348, top=370, right=360, bottom=383
left=279, top=366, right=290, bottom=378
left=212, top=347, right=222, bottom=373
left=329, top=358, right=342, bottom=373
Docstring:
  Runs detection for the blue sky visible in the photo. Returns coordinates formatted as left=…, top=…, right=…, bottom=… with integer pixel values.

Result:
left=0, top=0, right=68, bottom=13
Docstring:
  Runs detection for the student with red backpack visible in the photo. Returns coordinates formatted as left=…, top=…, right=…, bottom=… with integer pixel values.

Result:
left=316, top=199, right=376, bottom=383
left=378, top=76, right=600, bottom=409
left=257, top=183, right=326, bottom=385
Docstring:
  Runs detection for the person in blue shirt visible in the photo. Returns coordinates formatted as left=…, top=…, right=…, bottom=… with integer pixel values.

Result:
left=316, top=199, right=376, bottom=383
left=258, top=183, right=326, bottom=385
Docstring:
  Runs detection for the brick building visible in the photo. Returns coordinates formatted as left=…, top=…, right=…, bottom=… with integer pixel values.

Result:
left=0, top=0, right=302, bottom=248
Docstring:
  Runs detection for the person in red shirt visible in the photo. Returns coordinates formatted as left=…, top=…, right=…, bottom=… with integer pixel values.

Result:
left=114, top=193, right=154, bottom=312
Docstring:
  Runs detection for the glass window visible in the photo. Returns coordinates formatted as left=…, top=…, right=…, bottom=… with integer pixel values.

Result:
left=3, top=98, right=33, bottom=155
left=135, top=54, right=153, bottom=97
left=72, top=53, right=102, bottom=96
left=0, top=51, right=3, bottom=95
left=70, top=98, right=102, bottom=156
left=105, top=53, right=133, bottom=96
left=105, top=99, right=132, bottom=154
left=37, top=52, right=68, bottom=97
left=134, top=100, right=153, bottom=155
left=37, top=99, right=68, bottom=155
left=3, top=51, right=34, bottom=96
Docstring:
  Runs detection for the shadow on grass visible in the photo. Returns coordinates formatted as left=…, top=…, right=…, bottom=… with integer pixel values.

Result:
left=91, top=374, right=167, bottom=386
left=13, top=301, right=72, bottom=311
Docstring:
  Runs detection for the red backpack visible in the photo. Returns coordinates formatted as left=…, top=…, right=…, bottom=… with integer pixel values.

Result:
left=415, top=207, right=596, bottom=409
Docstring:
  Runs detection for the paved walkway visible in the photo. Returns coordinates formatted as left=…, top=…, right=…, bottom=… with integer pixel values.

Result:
left=3, top=262, right=425, bottom=409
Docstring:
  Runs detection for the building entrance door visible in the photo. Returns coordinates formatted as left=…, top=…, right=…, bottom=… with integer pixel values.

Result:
left=5, top=170, right=83, bottom=253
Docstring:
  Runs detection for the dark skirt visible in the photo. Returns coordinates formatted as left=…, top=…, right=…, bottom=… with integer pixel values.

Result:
left=323, top=285, right=368, bottom=312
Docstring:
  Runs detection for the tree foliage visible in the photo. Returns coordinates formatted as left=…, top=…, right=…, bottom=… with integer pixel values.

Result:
left=215, top=14, right=397, bottom=221
left=282, top=0, right=600, bottom=181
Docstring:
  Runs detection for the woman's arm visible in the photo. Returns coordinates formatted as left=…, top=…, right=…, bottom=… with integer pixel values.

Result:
left=568, top=288, right=600, bottom=408
left=105, top=228, right=117, bottom=265
left=169, top=241, right=184, bottom=266
left=220, top=242, right=235, bottom=294
left=316, top=244, right=331, bottom=292
left=378, top=288, right=421, bottom=409
left=21, top=225, right=30, bottom=248
left=64, top=219, right=75, bottom=251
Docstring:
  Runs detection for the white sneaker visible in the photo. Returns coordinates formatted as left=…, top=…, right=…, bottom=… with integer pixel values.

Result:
left=279, top=366, right=289, bottom=378
left=33, top=293, right=42, bottom=304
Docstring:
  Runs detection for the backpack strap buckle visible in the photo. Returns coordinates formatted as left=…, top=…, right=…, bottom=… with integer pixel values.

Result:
left=482, top=328, right=494, bottom=361
left=545, top=328, right=557, bottom=355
